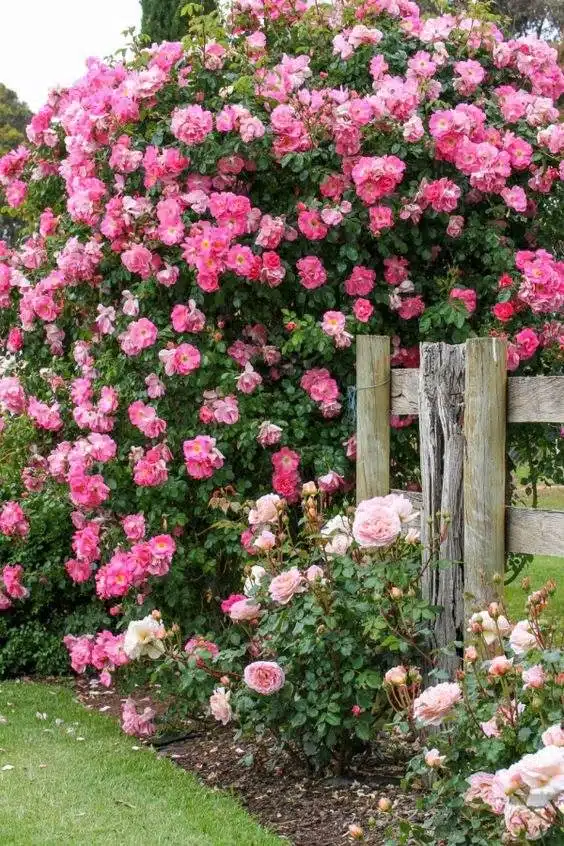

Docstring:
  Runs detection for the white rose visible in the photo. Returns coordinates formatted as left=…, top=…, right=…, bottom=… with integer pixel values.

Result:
left=124, top=615, right=166, bottom=660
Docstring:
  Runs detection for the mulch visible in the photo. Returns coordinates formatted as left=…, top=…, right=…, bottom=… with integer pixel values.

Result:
left=74, top=678, right=426, bottom=845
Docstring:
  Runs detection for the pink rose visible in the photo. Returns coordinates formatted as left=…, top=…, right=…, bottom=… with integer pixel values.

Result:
left=384, top=666, right=407, bottom=686
left=542, top=725, right=564, bottom=747
left=522, top=664, right=546, bottom=689
left=513, top=746, right=564, bottom=807
left=488, top=655, right=513, bottom=676
left=248, top=494, right=281, bottom=526
left=253, top=529, right=276, bottom=550
left=243, top=661, right=285, bottom=695
left=413, top=682, right=462, bottom=726
left=509, top=620, right=539, bottom=655
left=450, top=287, right=477, bottom=314
left=352, top=497, right=401, bottom=548
left=228, top=598, right=262, bottom=622
left=209, top=687, right=232, bottom=725
left=268, top=568, right=304, bottom=604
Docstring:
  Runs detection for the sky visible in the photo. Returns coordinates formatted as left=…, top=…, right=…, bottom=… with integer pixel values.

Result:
left=0, top=0, right=141, bottom=112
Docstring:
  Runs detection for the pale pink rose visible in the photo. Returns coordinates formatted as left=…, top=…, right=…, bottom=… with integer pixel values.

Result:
left=253, top=529, right=276, bottom=551
left=404, top=527, right=420, bottom=544
left=352, top=497, right=401, bottom=548
left=465, top=771, right=506, bottom=814
left=257, top=421, right=282, bottom=447
left=468, top=610, right=512, bottom=646
left=306, top=564, right=324, bottom=582
left=488, top=655, right=513, bottom=676
left=504, top=800, right=553, bottom=840
left=268, top=568, right=304, bottom=604
left=413, top=682, right=462, bottom=726
left=244, top=660, right=285, bottom=695
left=228, top=598, right=262, bottom=622
left=515, top=746, right=564, bottom=807
left=321, top=515, right=352, bottom=556
left=382, top=493, right=416, bottom=523
left=209, top=687, right=232, bottom=725
left=480, top=717, right=501, bottom=738
left=248, top=494, right=281, bottom=526
left=510, top=620, right=540, bottom=655
left=384, top=666, right=407, bottom=685
left=542, top=725, right=564, bottom=747
left=522, top=664, right=546, bottom=689
left=425, top=748, right=446, bottom=768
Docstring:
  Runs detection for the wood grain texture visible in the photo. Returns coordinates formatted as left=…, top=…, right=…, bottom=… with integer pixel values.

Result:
left=419, top=344, right=466, bottom=672
left=391, top=369, right=419, bottom=415
left=464, top=338, right=507, bottom=618
left=356, top=336, right=390, bottom=502
left=508, top=377, right=564, bottom=423
left=507, top=507, right=564, bottom=557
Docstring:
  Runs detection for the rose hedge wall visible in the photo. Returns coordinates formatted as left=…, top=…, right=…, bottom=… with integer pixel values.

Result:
left=0, top=0, right=562, bottom=672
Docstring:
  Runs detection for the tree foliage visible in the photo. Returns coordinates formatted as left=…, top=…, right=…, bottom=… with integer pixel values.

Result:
left=0, top=84, right=31, bottom=244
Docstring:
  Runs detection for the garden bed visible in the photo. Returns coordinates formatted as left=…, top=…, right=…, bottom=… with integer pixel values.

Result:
left=76, top=679, right=425, bottom=845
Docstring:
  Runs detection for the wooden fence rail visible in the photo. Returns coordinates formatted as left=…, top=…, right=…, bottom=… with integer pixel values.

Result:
left=357, top=337, right=564, bottom=670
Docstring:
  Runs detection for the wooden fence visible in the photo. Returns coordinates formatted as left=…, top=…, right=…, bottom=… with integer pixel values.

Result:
left=356, top=336, right=564, bottom=669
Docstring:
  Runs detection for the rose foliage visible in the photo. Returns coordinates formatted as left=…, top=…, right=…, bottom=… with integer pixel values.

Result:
left=0, top=0, right=562, bottom=671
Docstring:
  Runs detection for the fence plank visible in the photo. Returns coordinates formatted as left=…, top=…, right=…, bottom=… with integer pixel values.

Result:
left=507, top=507, right=564, bottom=557
left=419, top=344, right=466, bottom=672
left=391, top=369, right=419, bottom=415
left=356, top=336, right=390, bottom=502
left=464, top=338, right=507, bottom=617
left=508, top=377, right=564, bottom=423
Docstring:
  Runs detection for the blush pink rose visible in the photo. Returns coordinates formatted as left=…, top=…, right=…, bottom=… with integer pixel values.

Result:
left=352, top=497, right=401, bottom=548
left=268, top=567, right=304, bottom=604
left=542, top=725, right=564, bottom=747
left=243, top=661, right=285, bottom=695
left=248, top=494, right=281, bottom=526
left=209, top=687, right=232, bottom=725
left=228, top=598, right=262, bottom=622
left=413, top=682, right=462, bottom=726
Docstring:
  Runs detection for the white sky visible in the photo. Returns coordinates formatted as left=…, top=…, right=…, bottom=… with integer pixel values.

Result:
left=0, top=0, right=141, bottom=112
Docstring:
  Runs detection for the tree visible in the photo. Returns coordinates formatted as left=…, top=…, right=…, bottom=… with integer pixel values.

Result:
left=140, top=0, right=185, bottom=42
left=0, top=84, right=31, bottom=244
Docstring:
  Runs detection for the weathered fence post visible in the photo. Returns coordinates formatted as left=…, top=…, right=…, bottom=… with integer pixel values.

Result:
left=464, top=337, right=507, bottom=620
left=356, top=336, right=390, bottom=502
left=419, top=343, right=466, bottom=673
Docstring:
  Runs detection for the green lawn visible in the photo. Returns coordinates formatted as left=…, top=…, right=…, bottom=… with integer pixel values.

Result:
left=0, top=681, right=282, bottom=846
left=505, top=479, right=564, bottom=620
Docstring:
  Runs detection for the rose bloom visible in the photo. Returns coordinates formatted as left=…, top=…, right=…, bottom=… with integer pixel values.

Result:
left=464, top=772, right=506, bottom=815
left=509, top=620, right=539, bottom=655
left=253, top=529, right=276, bottom=550
left=425, top=748, right=446, bottom=768
left=514, top=746, right=564, bottom=807
left=504, top=800, right=553, bottom=840
left=542, top=725, right=564, bottom=747
left=243, top=661, right=285, bottom=695
left=384, top=666, right=407, bottom=686
left=248, top=493, right=281, bottom=526
left=306, top=564, right=324, bottom=582
left=209, top=687, right=232, bottom=725
left=522, top=664, right=546, bottom=689
left=228, top=598, right=262, bottom=622
left=467, top=610, right=512, bottom=646
left=413, top=682, right=462, bottom=726
left=352, top=497, right=401, bottom=548
left=382, top=492, right=416, bottom=523
left=269, top=567, right=304, bottom=604
left=488, top=655, right=513, bottom=677
left=123, top=615, right=166, bottom=660
left=321, top=514, right=352, bottom=557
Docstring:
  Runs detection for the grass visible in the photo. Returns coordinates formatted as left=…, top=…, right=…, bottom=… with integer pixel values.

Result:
left=0, top=681, right=282, bottom=846
left=505, top=475, right=564, bottom=620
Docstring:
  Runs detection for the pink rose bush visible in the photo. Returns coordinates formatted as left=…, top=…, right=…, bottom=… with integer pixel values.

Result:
left=100, top=485, right=433, bottom=771
left=393, top=583, right=564, bottom=845
left=0, top=0, right=561, bottom=680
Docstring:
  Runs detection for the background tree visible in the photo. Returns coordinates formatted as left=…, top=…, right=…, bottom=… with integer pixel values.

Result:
left=140, top=0, right=217, bottom=42
left=419, top=0, right=563, bottom=38
left=0, top=84, right=31, bottom=244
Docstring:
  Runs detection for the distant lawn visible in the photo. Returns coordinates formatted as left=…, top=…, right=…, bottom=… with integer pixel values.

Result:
left=0, top=682, right=281, bottom=846
left=505, top=475, right=564, bottom=620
